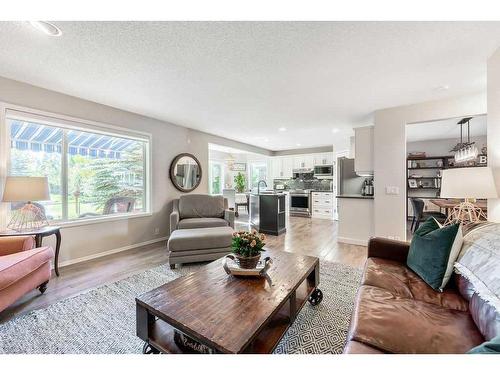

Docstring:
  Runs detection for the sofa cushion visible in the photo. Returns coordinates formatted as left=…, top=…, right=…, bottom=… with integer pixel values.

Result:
left=343, top=340, right=385, bottom=354
left=363, top=258, right=468, bottom=311
left=179, top=195, right=225, bottom=219
left=0, top=247, right=54, bottom=291
left=177, top=217, right=229, bottom=230
left=168, top=227, right=233, bottom=252
left=348, top=285, right=484, bottom=353
left=407, top=218, right=462, bottom=291
left=0, top=236, right=35, bottom=256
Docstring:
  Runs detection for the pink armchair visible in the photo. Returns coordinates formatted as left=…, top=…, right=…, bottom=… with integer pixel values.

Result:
left=0, top=236, right=54, bottom=313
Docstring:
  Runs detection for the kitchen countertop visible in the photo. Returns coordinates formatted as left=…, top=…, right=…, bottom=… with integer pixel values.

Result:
left=250, top=191, right=286, bottom=196
left=336, top=194, right=374, bottom=199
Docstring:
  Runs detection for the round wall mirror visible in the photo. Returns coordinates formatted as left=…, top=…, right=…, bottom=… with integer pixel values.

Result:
left=169, top=153, right=202, bottom=192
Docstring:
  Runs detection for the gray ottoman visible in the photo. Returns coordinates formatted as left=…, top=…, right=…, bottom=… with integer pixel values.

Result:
left=167, top=226, right=233, bottom=268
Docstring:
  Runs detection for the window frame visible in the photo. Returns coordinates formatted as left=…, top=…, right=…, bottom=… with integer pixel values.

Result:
left=249, top=161, right=268, bottom=188
left=1, top=103, right=153, bottom=228
left=208, top=160, right=225, bottom=195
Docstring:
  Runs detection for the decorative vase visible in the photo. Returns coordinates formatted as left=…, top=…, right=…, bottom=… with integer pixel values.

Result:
left=236, top=254, right=261, bottom=269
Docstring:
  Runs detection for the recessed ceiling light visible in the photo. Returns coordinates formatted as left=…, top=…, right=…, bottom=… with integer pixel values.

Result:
left=434, top=85, right=450, bottom=92
left=296, top=143, right=301, bottom=147
left=264, top=138, right=269, bottom=142
left=278, top=127, right=287, bottom=132
left=29, top=21, right=62, bottom=37
left=331, top=128, right=340, bottom=133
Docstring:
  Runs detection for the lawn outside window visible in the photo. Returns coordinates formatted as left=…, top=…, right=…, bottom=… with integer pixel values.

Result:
left=3, top=107, right=152, bottom=226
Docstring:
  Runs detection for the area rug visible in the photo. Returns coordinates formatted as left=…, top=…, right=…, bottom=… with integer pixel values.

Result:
left=0, top=260, right=362, bottom=354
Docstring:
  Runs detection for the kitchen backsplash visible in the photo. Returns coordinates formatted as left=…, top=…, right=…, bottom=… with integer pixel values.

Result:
left=273, top=178, right=333, bottom=191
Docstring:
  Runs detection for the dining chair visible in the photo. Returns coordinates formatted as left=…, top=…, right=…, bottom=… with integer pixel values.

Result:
left=410, top=198, right=447, bottom=232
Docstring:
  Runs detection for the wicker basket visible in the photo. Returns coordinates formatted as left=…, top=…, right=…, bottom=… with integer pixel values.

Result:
left=236, top=254, right=261, bottom=269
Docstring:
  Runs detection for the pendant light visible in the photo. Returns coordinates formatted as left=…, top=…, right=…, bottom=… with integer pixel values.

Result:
left=451, top=117, right=478, bottom=164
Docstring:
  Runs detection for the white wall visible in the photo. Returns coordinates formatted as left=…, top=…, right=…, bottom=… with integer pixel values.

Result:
left=407, top=136, right=487, bottom=157
left=374, top=93, right=487, bottom=240
left=488, top=48, right=500, bottom=222
left=0, top=76, right=270, bottom=265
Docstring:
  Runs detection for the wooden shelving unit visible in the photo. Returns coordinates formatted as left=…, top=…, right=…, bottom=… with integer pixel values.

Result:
left=406, top=154, right=487, bottom=219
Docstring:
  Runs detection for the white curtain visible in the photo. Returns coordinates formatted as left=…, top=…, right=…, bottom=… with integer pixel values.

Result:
left=0, top=104, right=10, bottom=230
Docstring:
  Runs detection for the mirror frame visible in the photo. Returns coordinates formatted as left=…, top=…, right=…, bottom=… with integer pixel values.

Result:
left=169, top=153, right=203, bottom=192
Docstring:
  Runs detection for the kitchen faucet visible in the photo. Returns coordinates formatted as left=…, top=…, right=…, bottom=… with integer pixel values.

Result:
left=257, top=180, right=267, bottom=195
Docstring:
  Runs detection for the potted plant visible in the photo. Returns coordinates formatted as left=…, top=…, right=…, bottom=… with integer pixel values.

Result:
left=231, top=230, right=266, bottom=269
left=234, top=172, right=246, bottom=193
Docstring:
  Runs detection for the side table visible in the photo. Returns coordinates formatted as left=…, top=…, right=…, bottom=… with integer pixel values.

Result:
left=0, top=226, right=62, bottom=276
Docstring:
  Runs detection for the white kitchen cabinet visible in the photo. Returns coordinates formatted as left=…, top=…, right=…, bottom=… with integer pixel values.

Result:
left=270, top=158, right=282, bottom=179
left=314, top=152, right=334, bottom=166
left=282, top=157, right=293, bottom=177
left=293, top=154, right=314, bottom=169
left=354, top=126, right=374, bottom=176
left=271, top=152, right=334, bottom=181
left=311, top=191, right=335, bottom=219
left=293, top=156, right=303, bottom=169
left=271, top=157, right=294, bottom=179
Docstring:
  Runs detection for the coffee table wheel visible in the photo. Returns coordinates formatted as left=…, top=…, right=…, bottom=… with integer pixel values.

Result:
left=308, top=288, right=323, bottom=306
left=143, top=342, right=160, bottom=354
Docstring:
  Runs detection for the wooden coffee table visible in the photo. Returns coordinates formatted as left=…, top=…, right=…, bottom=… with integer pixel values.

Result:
left=136, top=249, right=322, bottom=354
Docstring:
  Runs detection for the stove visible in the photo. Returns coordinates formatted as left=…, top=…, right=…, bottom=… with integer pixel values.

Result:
left=289, top=189, right=312, bottom=217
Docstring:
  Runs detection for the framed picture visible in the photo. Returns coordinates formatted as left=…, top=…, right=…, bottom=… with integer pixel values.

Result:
left=408, top=179, right=417, bottom=188
left=231, top=163, right=246, bottom=172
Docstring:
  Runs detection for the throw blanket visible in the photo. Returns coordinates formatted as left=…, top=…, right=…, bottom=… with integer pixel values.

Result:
left=455, top=222, right=500, bottom=312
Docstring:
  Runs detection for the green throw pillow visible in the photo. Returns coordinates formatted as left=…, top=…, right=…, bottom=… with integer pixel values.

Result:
left=468, top=336, right=500, bottom=354
left=407, top=217, right=462, bottom=291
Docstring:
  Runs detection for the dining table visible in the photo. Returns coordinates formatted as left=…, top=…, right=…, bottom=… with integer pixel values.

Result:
left=429, top=199, right=487, bottom=217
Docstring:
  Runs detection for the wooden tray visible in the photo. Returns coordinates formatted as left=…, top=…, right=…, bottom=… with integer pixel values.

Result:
left=221, top=254, right=273, bottom=277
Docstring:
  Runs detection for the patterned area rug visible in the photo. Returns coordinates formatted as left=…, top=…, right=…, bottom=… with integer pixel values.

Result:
left=0, top=260, right=362, bottom=354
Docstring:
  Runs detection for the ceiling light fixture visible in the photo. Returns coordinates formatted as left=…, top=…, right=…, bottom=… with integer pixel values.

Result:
left=29, top=21, right=62, bottom=37
left=278, top=127, right=287, bottom=132
left=451, top=117, right=478, bottom=164
left=296, top=143, right=301, bottom=147
left=434, top=84, right=450, bottom=92
left=331, top=128, right=340, bottom=134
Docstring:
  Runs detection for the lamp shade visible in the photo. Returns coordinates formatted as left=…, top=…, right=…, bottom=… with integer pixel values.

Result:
left=440, top=167, right=498, bottom=199
left=2, top=176, right=50, bottom=202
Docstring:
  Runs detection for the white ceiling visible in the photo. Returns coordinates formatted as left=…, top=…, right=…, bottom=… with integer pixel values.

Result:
left=0, top=22, right=499, bottom=151
left=209, top=143, right=257, bottom=155
left=406, top=115, right=487, bottom=142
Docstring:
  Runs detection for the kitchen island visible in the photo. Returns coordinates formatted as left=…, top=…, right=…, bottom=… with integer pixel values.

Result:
left=250, top=192, right=287, bottom=235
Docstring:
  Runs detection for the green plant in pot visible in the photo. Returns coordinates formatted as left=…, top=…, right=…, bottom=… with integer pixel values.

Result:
left=234, top=172, right=246, bottom=193
left=231, top=230, right=266, bottom=269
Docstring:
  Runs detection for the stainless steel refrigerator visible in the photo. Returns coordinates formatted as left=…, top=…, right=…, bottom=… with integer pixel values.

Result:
left=337, top=157, right=366, bottom=196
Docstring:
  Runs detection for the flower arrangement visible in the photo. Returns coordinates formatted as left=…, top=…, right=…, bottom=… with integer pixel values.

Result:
left=231, top=230, right=266, bottom=268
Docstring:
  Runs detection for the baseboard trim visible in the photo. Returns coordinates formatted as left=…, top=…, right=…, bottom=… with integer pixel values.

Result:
left=337, top=236, right=368, bottom=246
left=56, top=236, right=168, bottom=269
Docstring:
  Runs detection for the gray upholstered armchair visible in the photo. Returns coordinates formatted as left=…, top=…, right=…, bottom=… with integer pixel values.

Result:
left=170, top=194, right=235, bottom=236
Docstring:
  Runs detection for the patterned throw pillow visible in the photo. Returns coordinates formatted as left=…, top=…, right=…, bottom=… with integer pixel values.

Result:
left=407, top=217, right=463, bottom=291
left=468, top=335, right=500, bottom=354
left=455, top=223, right=500, bottom=312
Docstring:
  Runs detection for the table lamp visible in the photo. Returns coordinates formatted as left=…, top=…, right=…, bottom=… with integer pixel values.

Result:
left=2, top=176, right=50, bottom=231
left=440, top=167, right=498, bottom=225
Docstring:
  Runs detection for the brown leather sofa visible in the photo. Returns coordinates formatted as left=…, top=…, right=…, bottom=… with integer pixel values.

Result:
left=344, top=237, right=500, bottom=354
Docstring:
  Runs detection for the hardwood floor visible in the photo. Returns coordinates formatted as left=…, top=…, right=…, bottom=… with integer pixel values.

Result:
left=236, top=214, right=367, bottom=268
left=0, top=215, right=366, bottom=323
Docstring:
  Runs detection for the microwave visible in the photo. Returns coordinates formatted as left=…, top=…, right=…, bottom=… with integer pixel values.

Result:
left=314, top=164, right=333, bottom=178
